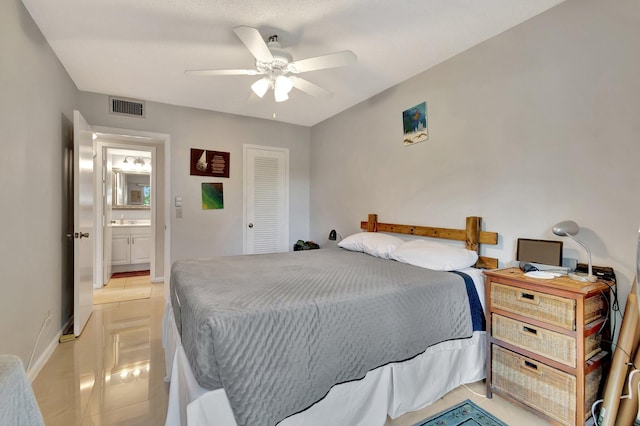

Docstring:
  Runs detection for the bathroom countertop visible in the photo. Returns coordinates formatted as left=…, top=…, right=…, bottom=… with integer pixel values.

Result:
left=109, top=221, right=151, bottom=227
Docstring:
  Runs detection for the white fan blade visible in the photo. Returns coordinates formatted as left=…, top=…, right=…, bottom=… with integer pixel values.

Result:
left=291, top=77, right=332, bottom=98
left=288, top=50, right=356, bottom=74
left=185, top=69, right=259, bottom=76
left=233, top=26, right=274, bottom=63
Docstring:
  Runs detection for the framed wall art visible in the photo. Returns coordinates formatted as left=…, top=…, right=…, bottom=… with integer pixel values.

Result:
left=190, top=149, right=230, bottom=178
left=402, top=102, right=428, bottom=146
left=202, top=182, right=224, bottom=210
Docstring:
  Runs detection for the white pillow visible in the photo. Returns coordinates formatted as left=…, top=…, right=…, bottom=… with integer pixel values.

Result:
left=338, top=232, right=405, bottom=259
left=390, top=239, right=479, bottom=271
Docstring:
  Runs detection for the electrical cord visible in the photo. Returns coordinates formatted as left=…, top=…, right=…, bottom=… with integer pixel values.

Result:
left=26, top=313, right=53, bottom=373
left=462, top=383, right=487, bottom=398
left=600, top=280, right=621, bottom=342
left=600, top=340, right=635, bottom=369
left=592, top=367, right=640, bottom=425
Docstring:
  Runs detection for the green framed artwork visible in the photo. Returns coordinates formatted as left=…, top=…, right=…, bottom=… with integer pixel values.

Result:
left=202, top=182, right=224, bottom=209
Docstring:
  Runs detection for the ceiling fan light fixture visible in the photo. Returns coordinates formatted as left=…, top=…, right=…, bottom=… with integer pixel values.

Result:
left=275, top=75, right=293, bottom=94
left=274, top=88, right=289, bottom=102
left=186, top=26, right=356, bottom=104
left=251, top=77, right=270, bottom=98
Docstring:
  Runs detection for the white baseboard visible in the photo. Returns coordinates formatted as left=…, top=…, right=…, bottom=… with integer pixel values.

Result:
left=151, top=276, right=164, bottom=283
left=26, top=327, right=63, bottom=382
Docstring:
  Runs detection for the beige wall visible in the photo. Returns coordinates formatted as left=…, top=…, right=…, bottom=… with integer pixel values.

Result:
left=310, top=0, right=640, bottom=320
left=78, top=92, right=311, bottom=261
left=4, top=0, right=638, bottom=373
left=1, top=0, right=311, bottom=370
left=0, top=0, right=79, bottom=368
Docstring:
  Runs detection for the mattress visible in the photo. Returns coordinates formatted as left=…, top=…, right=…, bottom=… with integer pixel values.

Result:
left=168, top=248, right=486, bottom=426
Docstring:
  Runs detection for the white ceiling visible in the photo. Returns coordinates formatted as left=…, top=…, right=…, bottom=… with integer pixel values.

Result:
left=21, top=0, right=565, bottom=127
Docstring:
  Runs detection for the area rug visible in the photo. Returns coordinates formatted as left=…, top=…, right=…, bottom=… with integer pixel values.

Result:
left=93, top=286, right=152, bottom=305
left=414, top=399, right=507, bottom=426
left=110, top=270, right=150, bottom=279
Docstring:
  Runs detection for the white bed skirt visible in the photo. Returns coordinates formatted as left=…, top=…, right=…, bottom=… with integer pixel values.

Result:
left=163, top=305, right=486, bottom=426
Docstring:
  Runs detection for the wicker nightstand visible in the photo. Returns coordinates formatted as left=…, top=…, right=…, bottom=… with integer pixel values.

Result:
left=484, top=268, right=612, bottom=426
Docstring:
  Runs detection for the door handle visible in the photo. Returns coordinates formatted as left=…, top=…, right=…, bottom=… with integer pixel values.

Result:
left=248, top=223, right=254, bottom=228
left=75, top=232, right=90, bottom=239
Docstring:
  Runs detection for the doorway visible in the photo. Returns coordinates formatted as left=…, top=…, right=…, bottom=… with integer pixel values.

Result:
left=92, top=128, right=170, bottom=290
left=104, top=147, right=154, bottom=282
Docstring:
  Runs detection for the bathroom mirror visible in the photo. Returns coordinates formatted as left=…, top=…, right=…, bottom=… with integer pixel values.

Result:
left=112, top=169, right=150, bottom=209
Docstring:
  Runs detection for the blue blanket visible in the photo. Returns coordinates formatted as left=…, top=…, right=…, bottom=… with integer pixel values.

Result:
left=450, top=270, right=485, bottom=332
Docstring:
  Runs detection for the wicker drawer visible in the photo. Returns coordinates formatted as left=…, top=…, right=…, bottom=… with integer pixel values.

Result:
left=492, top=314, right=601, bottom=368
left=492, top=345, right=601, bottom=426
left=491, top=282, right=604, bottom=330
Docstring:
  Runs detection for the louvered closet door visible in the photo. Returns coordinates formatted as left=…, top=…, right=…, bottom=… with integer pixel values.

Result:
left=243, top=145, right=289, bottom=254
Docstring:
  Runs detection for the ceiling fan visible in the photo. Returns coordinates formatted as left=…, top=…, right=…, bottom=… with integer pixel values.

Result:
left=185, top=26, right=357, bottom=102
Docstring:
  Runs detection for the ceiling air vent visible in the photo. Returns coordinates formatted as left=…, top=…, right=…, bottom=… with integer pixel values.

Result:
left=109, top=96, right=145, bottom=118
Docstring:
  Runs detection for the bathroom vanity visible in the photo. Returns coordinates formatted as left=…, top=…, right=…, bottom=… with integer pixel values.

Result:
left=111, top=222, right=151, bottom=271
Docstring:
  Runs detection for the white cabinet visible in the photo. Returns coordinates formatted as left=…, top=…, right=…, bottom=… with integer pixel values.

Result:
left=111, top=226, right=151, bottom=266
left=131, top=233, right=151, bottom=264
left=112, top=234, right=130, bottom=265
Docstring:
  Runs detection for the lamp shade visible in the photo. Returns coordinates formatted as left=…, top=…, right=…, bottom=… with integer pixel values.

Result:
left=251, top=78, right=270, bottom=98
left=552, top=220, right=580, bottom=237
left=275, top=75, right=293, bottom=94
left=274, top=88, right=289, bottom=102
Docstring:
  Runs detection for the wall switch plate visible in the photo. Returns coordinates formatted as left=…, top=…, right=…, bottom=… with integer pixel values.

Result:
left=176, top=207, right=183, bottom=218
left=175, top=196, right=183, bottom=207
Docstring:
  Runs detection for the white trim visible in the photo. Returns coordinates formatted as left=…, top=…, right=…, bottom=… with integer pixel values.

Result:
left=27, top=319, right=71, bottom=382
left=91, top=126, right=171, bottom=298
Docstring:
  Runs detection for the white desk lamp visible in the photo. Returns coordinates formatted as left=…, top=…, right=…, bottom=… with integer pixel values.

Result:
left=552, top=220, right=597, bottom=282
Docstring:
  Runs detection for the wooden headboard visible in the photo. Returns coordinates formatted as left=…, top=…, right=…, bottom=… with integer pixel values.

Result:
left=360, top=214, right=499, bottom=269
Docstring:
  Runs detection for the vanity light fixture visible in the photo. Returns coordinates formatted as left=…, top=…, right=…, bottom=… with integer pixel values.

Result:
left=123, top=156, right=149, bottom=167
left=552, top=220, right=597, bottom=282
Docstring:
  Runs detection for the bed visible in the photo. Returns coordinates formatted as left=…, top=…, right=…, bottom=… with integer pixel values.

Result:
left=163, top=214, right=499, bottom=426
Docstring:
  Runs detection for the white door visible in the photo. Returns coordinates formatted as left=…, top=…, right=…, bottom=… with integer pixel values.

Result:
left=243, top=145, right=289, bottom=254
left=73, top=110, right=94, bottom=336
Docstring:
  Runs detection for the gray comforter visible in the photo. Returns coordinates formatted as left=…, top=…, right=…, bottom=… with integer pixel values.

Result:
left=170, top=247, right=475, bottom=426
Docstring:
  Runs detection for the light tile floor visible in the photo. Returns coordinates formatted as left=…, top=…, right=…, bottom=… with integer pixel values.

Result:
left=32, top=281, right=167, bottom=425
left=33, top=281, right=551, bottom=426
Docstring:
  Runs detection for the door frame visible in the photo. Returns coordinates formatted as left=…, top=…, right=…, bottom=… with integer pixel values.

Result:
left=92, top=126, right=171, bottom=292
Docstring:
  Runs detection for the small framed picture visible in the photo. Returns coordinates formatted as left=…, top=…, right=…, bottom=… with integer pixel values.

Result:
left=402, top=102, right=428, bottom=146
left=129, top=189, right=142, bottom=204
left=202, top=182, right=224, bottom=210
